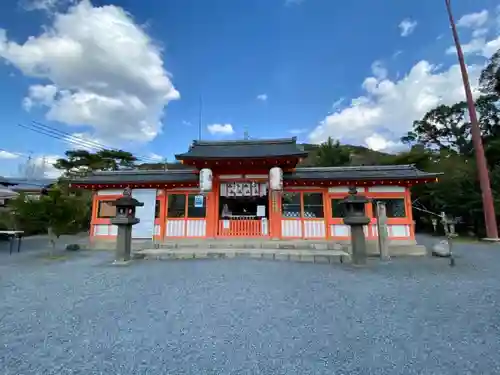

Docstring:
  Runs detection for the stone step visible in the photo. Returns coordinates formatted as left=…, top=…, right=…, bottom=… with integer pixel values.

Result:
left=156, top=240, right=344, bottom=251
left=89, top=239, right=426, bottom=256
left=137, top=248, right=351, bottom=263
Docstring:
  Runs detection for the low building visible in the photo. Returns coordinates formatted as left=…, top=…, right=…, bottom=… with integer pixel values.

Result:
left=9, top=178, right=56, bottom=198
left=0, top=176, right=18, bottom=207
left=70, top=138, right=439, bottom=250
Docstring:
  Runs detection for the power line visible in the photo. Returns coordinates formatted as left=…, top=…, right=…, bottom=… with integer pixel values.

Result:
left=32, top=120, right=111, bottom=152
left=17, top=122, right=161, bottom=164
left=30, top=121, right=158, bottom=163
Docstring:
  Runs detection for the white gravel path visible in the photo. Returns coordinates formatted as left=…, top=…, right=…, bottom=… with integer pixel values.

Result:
left=1, top=236, right=499, bottom=374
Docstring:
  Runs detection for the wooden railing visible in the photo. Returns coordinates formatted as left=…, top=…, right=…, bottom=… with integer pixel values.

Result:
left=217, top=216, right=268, bottom=237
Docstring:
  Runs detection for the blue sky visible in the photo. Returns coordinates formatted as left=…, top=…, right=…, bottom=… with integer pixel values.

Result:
left=0, top=0, right=499, bottom=177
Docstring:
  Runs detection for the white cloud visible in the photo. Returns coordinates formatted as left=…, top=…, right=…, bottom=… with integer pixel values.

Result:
left=36, top=155, right=62, bottom=178
left=309, top=61, right=483, bottom=149
left=399, top=19, right=417, bottom=37
left=148, top=153, right=164, bottom=161
left=62, top=132, right=111, bottom=151
left=257, top=94, right=268, bottom=101
left=456, top=10, right=489, bottom=29
left=0, top=150, right=21, bottom=159
left=22, top=84, right=58, bottom=110
left=371, top=60, right=388, bottom=80
left=285, top=0, right=304, bottom=6
left=392, top=50, right=403, bottom=59
left=182, top=120, right=192, bottom=127
left=331, top=98, right=345, bottom=111
left=445, top=9, right=500, bottom=58
left=21, top=0, right=75, bottom=11
left=365, top=134, right=403, bottom=153
left=17, top=155, right=62, bottom=179
left=308, top=10, right=500, bottom=151
left=207, top=123, right=234, bottom=135
left=472, top=28, right=489, bottom=38
left=289, top=128, right=307, bottom=135
left=0, top=0, right=179, bottom=145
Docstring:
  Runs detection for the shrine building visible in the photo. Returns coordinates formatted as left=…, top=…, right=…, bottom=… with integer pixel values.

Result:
left=70, top=137, right=439, bottom=246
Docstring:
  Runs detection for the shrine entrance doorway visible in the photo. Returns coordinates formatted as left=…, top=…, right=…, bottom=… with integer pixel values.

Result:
left=217, top=181, right=270, bottom=237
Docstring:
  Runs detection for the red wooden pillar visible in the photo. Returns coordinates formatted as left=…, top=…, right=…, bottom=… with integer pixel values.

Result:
left=206, top=178, right=219, bottom=238
left=269, top=190, right=281, bottom=239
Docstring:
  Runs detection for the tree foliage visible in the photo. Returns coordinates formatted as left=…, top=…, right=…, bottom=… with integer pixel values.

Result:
left=1, top=187, right=91, bottom=239
left=309, top=137, right=351, bottom=167
left=300, top=49, right=500, bottom=237
left=479, top=49, right=500, bottom=96
left=54, top=149, right=137, bottom=177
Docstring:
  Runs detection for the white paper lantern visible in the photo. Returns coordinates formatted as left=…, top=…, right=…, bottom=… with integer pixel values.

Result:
left=269, top=167, right=283, bottom=191
left=199, top=168, right=213, bottom=192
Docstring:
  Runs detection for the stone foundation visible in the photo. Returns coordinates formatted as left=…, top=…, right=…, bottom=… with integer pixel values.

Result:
left=88, top=237, right=427, bottom=256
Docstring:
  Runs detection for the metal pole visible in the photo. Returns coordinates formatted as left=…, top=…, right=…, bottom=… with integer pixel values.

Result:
left=198, top=95, right=203, bottom=141
left=445, top=0, right=498, bottom=239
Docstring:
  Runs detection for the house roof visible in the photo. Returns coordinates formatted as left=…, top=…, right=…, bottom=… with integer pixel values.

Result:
left=70, top=165, right=440, bottom=186
left=70, top=169, right=198, bottom=185
left=9, top=178, right=57, bottom=191
left=175, top=137, right=308, bottom=160
left=286, top=165, right=441, bottom=181
left=0, top=176, right=16, bottom=186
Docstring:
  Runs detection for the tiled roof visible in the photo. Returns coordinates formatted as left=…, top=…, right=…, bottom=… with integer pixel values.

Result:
left=9, top=178, right=57, bottom=191
left=286, top=165, right=441, bottom=181
left=70, top=169, right=198, bottom=185
left=70, top=165, right=440, bottom=186
left=0, top=176, right=14, bottom=186
left=175, top=137, right=308, bottom=160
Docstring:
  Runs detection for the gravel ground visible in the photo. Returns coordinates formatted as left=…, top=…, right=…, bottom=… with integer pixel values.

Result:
left=1, top=236, right=500, bottom=375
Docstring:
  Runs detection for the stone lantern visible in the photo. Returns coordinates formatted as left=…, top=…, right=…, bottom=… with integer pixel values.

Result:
left=111, top=187, right=144, bottom=263
left=341, top=186, right=370, bottom=265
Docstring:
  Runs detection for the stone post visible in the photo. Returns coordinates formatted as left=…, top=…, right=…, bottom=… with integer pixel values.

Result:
left=377, top=202, right=390, bottom=261
left=110, top=188, right=143, bottom=264
left=116, top=225, right=133, bottom=262
left=350, top=225, right=367, bottom=265
left=341, top=186, right=371, bottom=266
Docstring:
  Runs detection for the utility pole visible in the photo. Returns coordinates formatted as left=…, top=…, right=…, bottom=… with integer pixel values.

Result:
left=198, top=95, right=203, bottom=141
left=445, top=0, right=498, bottom=239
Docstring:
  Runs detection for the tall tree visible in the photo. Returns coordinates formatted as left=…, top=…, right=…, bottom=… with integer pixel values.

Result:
left=54, top=149, right=137, bottom=177
left=409, top=101, right=471, bottom=155
left=479, top=49, right=500, bottom=96
left=407, top=95, right=500, bottom=161
left=313, top=137, right=351, bottom=167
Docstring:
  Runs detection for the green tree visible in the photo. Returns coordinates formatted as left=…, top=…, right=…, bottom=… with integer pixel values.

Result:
left=313, top=137, right=351, bottom=167
left=409, top=102, right=471, bottom=155
left=407, top=95, right=500, bottom=165
left=479, top=49, right=500, bottom=96
left=54, top=149, right=137, bottom=177
left=2, top=187, right=91, bottom=253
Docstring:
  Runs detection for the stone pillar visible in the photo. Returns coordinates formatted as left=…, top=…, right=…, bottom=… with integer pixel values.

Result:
left=341, top=186, right=370, bottom=266
left=116, top=225, right=133, bottom=262
left=350, top=225, right=367, bottom=265
left=377, top=202, right=390, bottom=261
left=110, top=187, right=143, bottom=264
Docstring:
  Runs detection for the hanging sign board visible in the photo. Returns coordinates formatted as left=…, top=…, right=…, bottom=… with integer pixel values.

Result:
left=194, top=195, right=204, bottom=207
left=225, top=182, right=261, bottom=197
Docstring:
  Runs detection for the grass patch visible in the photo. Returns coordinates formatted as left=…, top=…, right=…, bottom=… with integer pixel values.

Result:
left=40, top=254, right=68, bottom=261
left=450, top=236, right=481, bottom=244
